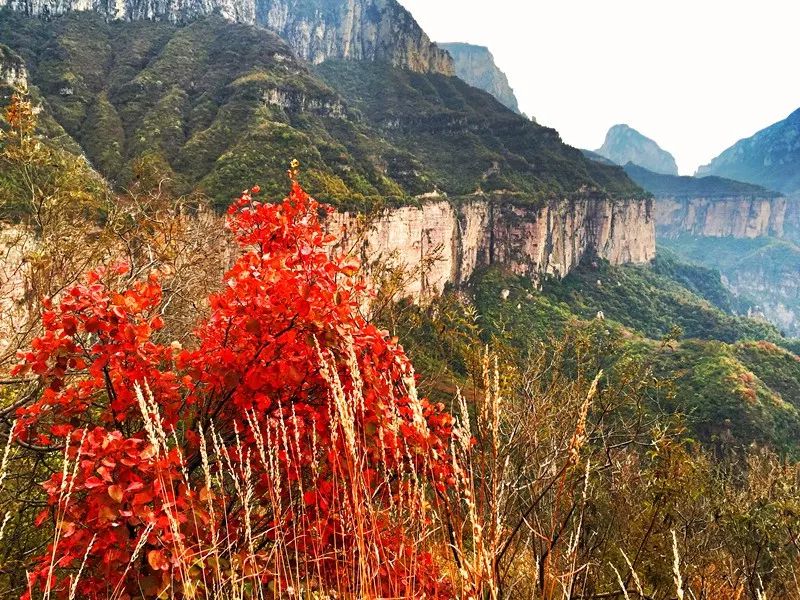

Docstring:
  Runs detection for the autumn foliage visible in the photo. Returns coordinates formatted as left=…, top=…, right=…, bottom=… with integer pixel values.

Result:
left=13, top=178, right=455, bottom=599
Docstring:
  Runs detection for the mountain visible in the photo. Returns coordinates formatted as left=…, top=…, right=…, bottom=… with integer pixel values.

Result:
left=437, top=43, right=519, bottom=113
left=0, top=0, right=455, bottom=75
left=596, top=124, right=679, bottom=175
left=618, top=165, right=800, bottom=337
left=623, top=163, right=780, bottom=200
left=0, top=12, right=642, bottom=208
left=697, top=108, right=800, bottom=197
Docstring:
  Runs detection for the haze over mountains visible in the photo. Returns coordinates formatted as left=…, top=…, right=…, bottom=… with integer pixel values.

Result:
left=698, top=108, right=800, bottom=198
left=1, top=0, right=798, bottom=335
left=595, top=124, right=679, bottom=175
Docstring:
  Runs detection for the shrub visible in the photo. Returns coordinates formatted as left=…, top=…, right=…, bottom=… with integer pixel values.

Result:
left=12, top=175, right=454, bottom=599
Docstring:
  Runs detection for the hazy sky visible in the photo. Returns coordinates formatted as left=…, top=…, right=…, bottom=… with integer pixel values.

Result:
left=398, top=0, right=800, bottom=175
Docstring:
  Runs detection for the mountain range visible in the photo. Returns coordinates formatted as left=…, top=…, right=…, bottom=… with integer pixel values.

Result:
left=698, top=108, right=800, bottom=197
left=4, top=0, right=456, bottom=74
left=0, top=7, right=640, bottom=209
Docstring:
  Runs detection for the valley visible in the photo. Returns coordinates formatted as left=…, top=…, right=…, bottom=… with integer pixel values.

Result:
left=0, top=1, right=799, bottom=598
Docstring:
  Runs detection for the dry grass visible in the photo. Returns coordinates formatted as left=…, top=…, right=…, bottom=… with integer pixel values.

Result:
left=2, top=347, right=797, bottom=599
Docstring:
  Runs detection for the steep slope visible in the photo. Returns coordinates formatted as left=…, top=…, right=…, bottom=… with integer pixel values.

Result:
left=660, top=236, right=800, bottom=337
left=401, top=259, right=800, bottom=455
left=1, top=0, right=455, bottom=74
left=315, top=60, right=642, bottom=199
left=492, top=259, right=800, bottom=453
left=0, top=12, right=428, bottom=207
left=697, top=108, right=800, bottom=197
left=618, top=164, right=800, bottom=336
left=0, top=12, right=643, bottom=207
left=596, top=124, right=679, bottom=175
left=437, top=43, right=519, bottom=113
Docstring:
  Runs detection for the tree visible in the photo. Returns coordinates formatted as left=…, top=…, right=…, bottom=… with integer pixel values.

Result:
left=13, top=173, right=455, bottom=599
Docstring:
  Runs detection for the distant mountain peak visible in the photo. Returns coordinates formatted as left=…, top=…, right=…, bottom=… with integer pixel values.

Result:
left=697, top=108, right=800, bottom=196
left=438, top=42, right=520, bottom=113
left=596, top=124, right=679, bottom=176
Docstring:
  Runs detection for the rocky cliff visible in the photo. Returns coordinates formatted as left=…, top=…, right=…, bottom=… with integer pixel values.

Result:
left=438, top=43, right=519, bottom=113
left=624, top=162, right=800, bottom=337
left=0, top=44, right=26, bottom=91
left=1, top=0, right=455, bottom=74
left=328, top=195, right=656, bottom=300
left=653, top=196, right=788, bottom=239
left=617, top=163, right=793, bottom=240
left=596, top=124, right=679, bottom=175
left=263, top=0, right=454, bottom=74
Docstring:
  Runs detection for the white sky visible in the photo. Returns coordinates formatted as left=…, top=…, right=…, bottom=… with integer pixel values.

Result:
left=398, top=0, right=800, bottom=175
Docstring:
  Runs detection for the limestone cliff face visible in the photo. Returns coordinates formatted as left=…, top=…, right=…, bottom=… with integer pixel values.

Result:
left=438, top=43, right=519, bottom=113
left=262, top=0, right=454, bottom=74
left=723, top=265, right=800, bottom=336
left=328, top=196, right=655, bottom=300
left=2, top=0, right=455, bottom=74
left=654, top=196, right=788, bottom=239
left=0, top=44, right=27, bottom=91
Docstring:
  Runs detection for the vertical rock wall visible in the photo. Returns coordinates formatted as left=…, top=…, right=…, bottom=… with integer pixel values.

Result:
left=654, top=196, right=788, bottom=239
left=328, top=196, right=655, bottom=301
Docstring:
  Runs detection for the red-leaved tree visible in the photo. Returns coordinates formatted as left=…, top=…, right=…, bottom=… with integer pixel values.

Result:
left=13, top=176, right=455, bottom=599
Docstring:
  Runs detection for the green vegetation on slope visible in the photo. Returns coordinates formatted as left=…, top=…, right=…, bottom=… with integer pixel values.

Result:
left=389, top=254, right=800, bottom=457
left=540, top=251, right=780, bottom=343
left=315, top=60, right=643, bottom=201
left=661, top=235, right=800, bottom=338
left=0, top=11, right=641, bottom=209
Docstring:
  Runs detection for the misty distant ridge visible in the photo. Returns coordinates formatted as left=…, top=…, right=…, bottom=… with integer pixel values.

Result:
left=595, top=124, right=679, bottom=175
left=697, top=107, right=800, bottom=197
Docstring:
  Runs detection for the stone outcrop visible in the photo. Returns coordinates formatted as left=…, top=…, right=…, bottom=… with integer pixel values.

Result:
left=2, top=0, right=455, bottom=75
left=0, top=44, right=27, bottom=91
left=327, top=195, right=655, bottom=300
left=438, top=43, right=519, bottom=113
left=723, top=262, right=800, bottom=336
left=654, top=196, right=788, bottom=239
left=262, top=0, right=454, bottom=74
left=596, top=124, right=679, bottom=175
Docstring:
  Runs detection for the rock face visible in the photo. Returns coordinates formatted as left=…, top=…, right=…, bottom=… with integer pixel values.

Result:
left=654, top=196, right=788, bottom=239
left=620, top=163, right=794, bottom=240
left=1, top=0, right=455, bottom=74
left=631, top=161, right=800, bottom=337
left=438, top=43, right=519, bottom=113
left=0, top=44, right=27, bottom=91
left=723, top=258, right=800, bottom=336
left=697, top=108, right=800, bottom=197
left=263, top=0, right=454, bottom=74
left=328, top=195, right=656, bottom=300
left=596, top=124, right=679, bottom=175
